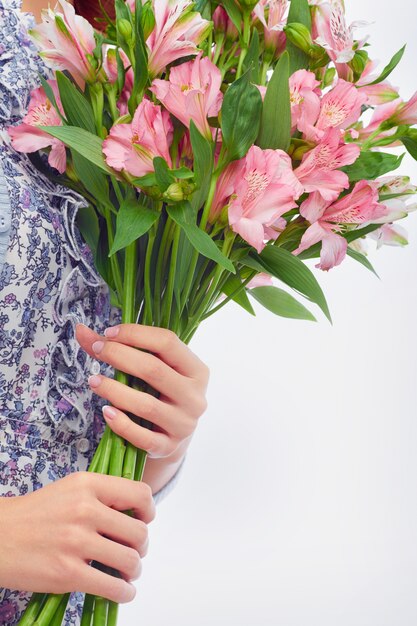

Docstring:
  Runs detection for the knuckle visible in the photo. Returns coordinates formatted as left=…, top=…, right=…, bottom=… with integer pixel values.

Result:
left=124, top=547, right=141, bottom=580
left=140, top=396, right=156, bottom=419
left=144, top=358, right=163, bottom=380
left=73, top=497, right=96, bottom=523
left=161, top=329, right=179, bottom=350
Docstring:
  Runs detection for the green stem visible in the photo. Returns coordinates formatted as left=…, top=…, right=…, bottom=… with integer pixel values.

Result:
left=80, top=594, right=95, bottom=626
left=161, top=223, right=180, bottom=328
left=180, top=170, right=220, bottom=313
left=92, top=597, right=108, bottom=626
left=19, top=593, right=47, bottom=625
left=49, top=594, right=70, bottom=626
left=187, top=231, right=236, bottom=335
left=123, top=240, right=137, bottom=325
left=143, top=223, right=157, bottom=326
left=153, top=213, right=172, bottom=325
left=236, top=11, right=251, bottom=79
left=32, top=595, right=63, bottom=626
left=104, top=207, right=123, bottom=300
left=201, top=269, right=257, bottom=321
left=107, top=602, right=119, bottom=626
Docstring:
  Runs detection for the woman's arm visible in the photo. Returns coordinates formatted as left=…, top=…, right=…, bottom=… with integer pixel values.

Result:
left=75, top=323, right=209, bottom=497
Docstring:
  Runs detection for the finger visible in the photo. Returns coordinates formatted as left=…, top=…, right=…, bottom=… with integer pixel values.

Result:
left=78, top=562, right=137, bottom=604
left=89, top=534, right=142, bottom=582
left=77, top=322, right=208, bottom=383
left=102, top=405, right=177, bottom=458
left=88, top=373, right=192, bottom=438
left=95, top=501, right=149, bottom=557
left=88, top=474, right=156, bottom=523
left=90, top=338, right=188, bottom=401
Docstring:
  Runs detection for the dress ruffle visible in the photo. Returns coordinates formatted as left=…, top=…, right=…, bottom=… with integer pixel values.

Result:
left=0, top=1, right=121, bottom=445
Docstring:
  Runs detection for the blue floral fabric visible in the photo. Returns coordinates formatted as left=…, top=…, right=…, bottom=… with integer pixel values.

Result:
left=0, top=2, right=181, bottom=624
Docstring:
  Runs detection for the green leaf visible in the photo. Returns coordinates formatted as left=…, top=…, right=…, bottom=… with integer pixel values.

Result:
left=221, top=274, right=256, bottom=316
left=221, top=69, right=263, bottom=161
left=71, top=150, right=109, bottom=207
left=285, top=0, right=311, bottom=73
left=132, top=0, right=148, bottom=96
left=153, top=157, right=175, bottom=192
left=401, top=135, right=417, bottom=162
left=249, top=286, right=316, bottom=321
left=346, top=247, right=379, bottom=277
left=166, top=202, right=235, bottom=273
left=75, top=204, right=100, bottom=255
left=221, top=0, right=242, bottom=34
left=39, top=126, right=114, bottom=174
left=362, top=44, right=406, bottom=86
left=243, top=28, right=260, bottom=84
left=242, top=244, right=331, bottom=321
left=174, top=228, right=195, bottom=310
left=109, top=199, right=160, bottom=255
left=55, top=72, right=96, bottom=134
left=341, top=151, right=405, bottom=182
left=189, top=121, right=213, bottom=211
left=256, top=51, right=291, bottom=151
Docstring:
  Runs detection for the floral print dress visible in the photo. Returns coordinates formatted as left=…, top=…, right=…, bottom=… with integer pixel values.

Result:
left=0, top=1, right=181, bottom=623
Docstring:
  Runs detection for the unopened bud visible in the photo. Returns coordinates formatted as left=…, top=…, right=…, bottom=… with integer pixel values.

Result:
left=322, top=67, right=336, bottom=88
left=141, top=2, right=155, bottom=41
left=164, top=183, right=184, bottom=202
left=348, top=49, right=368, bottom=80
left=284, top=22, right=314, bottom=55
left=117, top=18, right=133, bottom=42
left=291, top=141, right=315, bottom=161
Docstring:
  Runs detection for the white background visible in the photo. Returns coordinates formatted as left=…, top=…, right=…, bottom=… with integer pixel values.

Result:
left=121, top=1, right=417, bottom=624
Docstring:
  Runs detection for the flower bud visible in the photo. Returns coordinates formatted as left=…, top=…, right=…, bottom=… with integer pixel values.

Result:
left=284, top=22, right=314, bottom=55
left=291, top=140, right=315, bottom=161
left=348, top=49, right=369, bottom=80
left=142, top=2, right=155, bottom=41
left=164, top=183, right=184, bottom=202
left=322, top=67, right=336, bottom=88
left=117, top=18, right=133, bottom=42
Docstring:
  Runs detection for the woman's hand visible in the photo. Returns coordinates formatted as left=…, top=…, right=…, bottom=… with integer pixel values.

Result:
left=75, top=323, right=210, bottom=461
left=0, top=472, right=155, bottom=603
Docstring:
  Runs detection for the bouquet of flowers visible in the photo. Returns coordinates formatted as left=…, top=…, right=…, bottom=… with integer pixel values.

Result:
left=8, top=0, right=417, bottom=623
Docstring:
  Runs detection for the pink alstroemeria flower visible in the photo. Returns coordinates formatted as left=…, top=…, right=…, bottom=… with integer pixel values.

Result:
left=150, top=54, right=222, bottom=140
left=387, top=90, right=417, bottom=126
left=146, top=0, right=211, bottom=78
left=211, top=146, right=302, bottom=253
left=103, top=98, right=173, bottom=177
left=102, top=45, right=134, bottom=116
left=8, top=80, right=66, bottom=173
left=253, top=0, right=288, bottom=58
left=212, top=6, right=239, bottom=40
left=29, top=0, right=97, bottom=88
left=299, top=79, right=367, bottom=142
left=246, top=272, right=274, bottom=289
left=294, top=180, right=387, bottom=270
left=370, top=223, right=409, bottom=248
left=356, top=60, right=399, bottom=105
left=294, top=127, right=360, bottom=201
left=312, top=1, right=369, bottom=65
left=289, top=70, right=322, bottom=133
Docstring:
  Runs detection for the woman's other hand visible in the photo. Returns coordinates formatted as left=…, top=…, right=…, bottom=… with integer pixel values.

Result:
left=0, top=472, right=155, bottom=602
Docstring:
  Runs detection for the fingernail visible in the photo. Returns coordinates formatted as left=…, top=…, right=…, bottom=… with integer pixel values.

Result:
left=88, top=375, right=101, bottom=388
left=104, top=326, right=120, bottom=338
left=103, top=405, right=117, bottom=420
left=92, top=340, right=105, bottom=354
